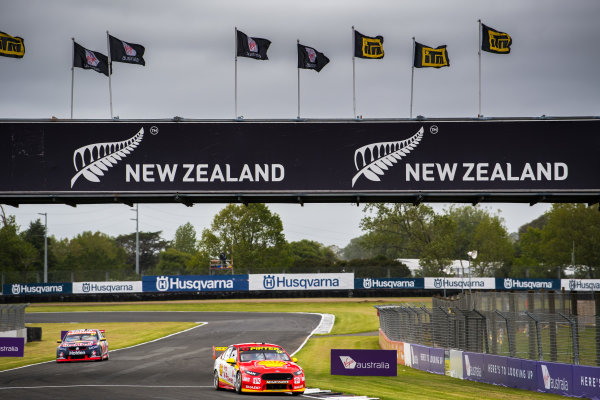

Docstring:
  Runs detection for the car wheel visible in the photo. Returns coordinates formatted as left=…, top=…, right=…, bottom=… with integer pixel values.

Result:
left=213, top=370, right=221, bottom=390
left=235, top=372, right=243, bottom=394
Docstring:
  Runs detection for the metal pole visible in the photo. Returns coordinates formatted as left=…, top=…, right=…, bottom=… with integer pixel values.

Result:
left=478, top=20, right=482, bottom=117
left=352, top=26, right=356, bottom=118
left=234, top=27, right=238, bottom=118
left=107, top=31, right=113, bottom=119
left=410, top=37, right=415, bottom=118
left=130, top=204, right=139, bottom=274
left=297, top=39, right=300, bottom=119
left=71, top=38, right=75, bottom=119
left=38, top=213, right=47, bottom=283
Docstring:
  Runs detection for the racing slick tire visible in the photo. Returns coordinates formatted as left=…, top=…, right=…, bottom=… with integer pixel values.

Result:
left=213, top=370, right=222, bottom=390
left=235, top=371, right=243, bottom=394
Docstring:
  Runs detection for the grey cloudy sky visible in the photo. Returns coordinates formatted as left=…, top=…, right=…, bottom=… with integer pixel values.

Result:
left=1, top=0, right=598, bottom=246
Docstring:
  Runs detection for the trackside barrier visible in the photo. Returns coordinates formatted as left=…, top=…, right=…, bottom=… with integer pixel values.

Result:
left=378, top=316, right=600, bottom=398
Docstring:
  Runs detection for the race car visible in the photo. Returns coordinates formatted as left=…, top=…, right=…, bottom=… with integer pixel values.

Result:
left=56, top=329, right=109, bottom=362
left=212, top=343, right=305, bottom=395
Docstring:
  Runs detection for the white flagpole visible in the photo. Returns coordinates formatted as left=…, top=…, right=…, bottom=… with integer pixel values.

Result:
left=71, top=38, right=75, bottom=119
left=234, top=27, right=238, bottom=119
left=410, top=37, right=415, bottom=119
left=107, top=31, right=113, bottom=119
left=297, top=39, right=300, bottom=119
left=478, top=19, right=482, bottom=117
left=352, top=26, right=356, bottom=118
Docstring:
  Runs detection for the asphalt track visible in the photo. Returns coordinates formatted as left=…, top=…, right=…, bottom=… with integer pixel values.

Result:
left=0, top=311, right=322, bottom=400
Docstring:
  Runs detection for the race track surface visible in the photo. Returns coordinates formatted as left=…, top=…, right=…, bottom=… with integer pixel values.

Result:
left=0, top=312, right=321, bottom=400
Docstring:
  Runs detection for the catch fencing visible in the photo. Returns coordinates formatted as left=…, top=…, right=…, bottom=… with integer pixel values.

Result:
left=0, top=303, right=28, bottom=333
left=376, top=291, right=600, bottom=366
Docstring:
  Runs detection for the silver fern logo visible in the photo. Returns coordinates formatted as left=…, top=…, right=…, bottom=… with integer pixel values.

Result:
left=351, top=126, right=424, bottom=187
left=70, top=128, right=144, bottom=188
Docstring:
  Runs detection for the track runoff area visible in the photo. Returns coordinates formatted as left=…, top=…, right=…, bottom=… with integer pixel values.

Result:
left=0, top=311, right=369, bottom=400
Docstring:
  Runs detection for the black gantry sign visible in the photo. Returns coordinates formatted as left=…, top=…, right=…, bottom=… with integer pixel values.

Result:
left=0, top=119, right=599, bottom=205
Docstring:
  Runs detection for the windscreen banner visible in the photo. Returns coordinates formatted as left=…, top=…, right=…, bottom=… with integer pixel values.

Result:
left=331, top=349, right=397, bottom=376
left=3, top=282, right=72, bottom=296
left=72, top=281, right=142, bottom=294
left=142, top=275, right=248, bottom=292
left=424, top=277, right=495, bottom=290
left=355, top=278, right=423, bottom=290
left=248, top=273, right=354, bottom=291
left=561, top=279, right=600, bottom=291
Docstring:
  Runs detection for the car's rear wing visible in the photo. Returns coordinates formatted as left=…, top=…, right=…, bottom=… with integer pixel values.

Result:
left=212, top=346, right=228, bottom=360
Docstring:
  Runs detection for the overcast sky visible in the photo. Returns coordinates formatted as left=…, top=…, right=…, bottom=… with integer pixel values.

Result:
left=1, top=0, right=598, bottom=247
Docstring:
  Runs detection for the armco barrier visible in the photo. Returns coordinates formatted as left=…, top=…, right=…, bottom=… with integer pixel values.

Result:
left=378, top=330, right=600, bottom=399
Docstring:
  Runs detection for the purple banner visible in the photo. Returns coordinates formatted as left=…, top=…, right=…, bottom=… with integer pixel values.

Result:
left=572, top=365, right=600, bottom=400
left=483, top=354, right=508, bottom=386
left=331, top=349, right=397, bottom=376
left=463, top=352, right=485, bottom=382
left=410, top=344, right=430, bottom=372
left=0, top=337, right=25, bottom=357
left=538, top=361, right=573, bottom=396
left=428, top=347, right=445, bottom=375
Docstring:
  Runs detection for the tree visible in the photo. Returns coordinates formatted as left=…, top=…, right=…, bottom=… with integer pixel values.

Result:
left=155, top=248, right=193, bottom=274
left=0, top=213, right=38, bottom=282
left=21, top=218, right=56, bottom=272
left=59, top=231, right=128, bottom=279
left=173, top=222, right=198, bottom=254
left=116, top=231, right=169, bottom=274
left=512, top=227, right=549, bottom=277
left=471, top=217, right=515, bottom=277
left=359, top=204, right=457, bottom=275
left=198, top=204, right=291, bottom=272
left=288, top=240, right=338, bottom=272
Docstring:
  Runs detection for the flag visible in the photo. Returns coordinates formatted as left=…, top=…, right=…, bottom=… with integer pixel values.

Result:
left=481, top=23, right=512, bottom=54
left=73, top=42, right=110, bottom=76
left=354, top=30, right=384, bottom=59
left=236, top=30, right=271, bottom=60
left=413, top=42, right=449, bottom=68
left=0, top=31, right=25, bottom=58
left=109, top=34, right=145, bottom=65
left=298, top=43, right=329, bottom=72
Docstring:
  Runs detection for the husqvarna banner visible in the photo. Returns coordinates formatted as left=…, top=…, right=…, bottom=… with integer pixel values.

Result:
left=142, top=275, right=248, bottom=292
left=561, top=279, right=600, bottom=291
left=3, top=282, right=72, bottom=296
left=1, top=119, right=599, bottom=202
left=355, top=278, right=423, bottom=289
left=248, top=273, right=354, bottom=291
left=424, top=277, right=495, bottom=290
left=496, top=278, right=559, bottom=291
left=73, top=281, right=142, bottom=294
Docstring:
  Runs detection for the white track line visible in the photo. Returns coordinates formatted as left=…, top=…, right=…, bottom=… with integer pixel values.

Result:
left=0, top=322, right=206, bottom=373
left=291, top=313, right=334, bottom=356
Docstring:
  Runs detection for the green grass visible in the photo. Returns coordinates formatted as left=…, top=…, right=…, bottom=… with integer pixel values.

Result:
left=26, top=297, right=430, bottom=335
left=1, top=321, right=200, bottom=371
left=296, top=335, right=565, bottom=400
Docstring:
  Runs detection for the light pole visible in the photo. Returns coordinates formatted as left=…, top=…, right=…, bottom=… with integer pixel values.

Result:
left=130, top=204, right=139, bottom=275
left=38, top=212, right=48, bottom=283
left=467, top=250, right=478, bottom=309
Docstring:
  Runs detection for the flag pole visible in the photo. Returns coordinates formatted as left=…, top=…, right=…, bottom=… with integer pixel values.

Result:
left=410, top=37, right=415, bottom=119
left=478, top=19, right=482, bottom=118
left=352, top=26, right=356, bottom=118
left=297, top=39, right=301, bottom=119
left=234, top=27, right=238, bottom=119
left=107, top=31, right=113, bottom=119
left=71, top=38, right=75, bottom=119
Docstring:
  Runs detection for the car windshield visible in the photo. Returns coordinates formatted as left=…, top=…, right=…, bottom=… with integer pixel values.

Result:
left=240, top=349, right=290, bottom=362
left=65, top=334, right=97, bottom=342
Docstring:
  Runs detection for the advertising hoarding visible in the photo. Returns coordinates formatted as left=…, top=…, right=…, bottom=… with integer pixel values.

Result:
left=331, top=349, right=397, bottom=376
left=72, top=281, right=142, bottom=294
left=249, top=273, right=354, bottom=291
left=142, top=275, right=248, bottom=292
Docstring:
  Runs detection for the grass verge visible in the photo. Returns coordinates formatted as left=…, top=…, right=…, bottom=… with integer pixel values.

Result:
left=296, top=335, right=565, bottom=400
left=26, top=297, right=430, bottom=335
left=0, top=321, right=199, bottom=372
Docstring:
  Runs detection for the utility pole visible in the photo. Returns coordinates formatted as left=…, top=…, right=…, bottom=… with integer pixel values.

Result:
left=38, top=212, right=48, bottom=283
left=130, top=204, right=140, bottom=275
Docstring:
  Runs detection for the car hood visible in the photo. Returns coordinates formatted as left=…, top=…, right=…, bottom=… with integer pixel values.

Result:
left=241, top=360, right=301, bottom=372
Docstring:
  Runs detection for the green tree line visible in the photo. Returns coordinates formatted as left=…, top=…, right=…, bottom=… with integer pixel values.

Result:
left=1, top=203, right=598, bottom=283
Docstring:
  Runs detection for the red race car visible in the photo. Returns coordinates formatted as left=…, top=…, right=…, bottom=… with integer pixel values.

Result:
left=56, top=329, right=109, bottom=362
left=213, top=343, right=305, bottom=395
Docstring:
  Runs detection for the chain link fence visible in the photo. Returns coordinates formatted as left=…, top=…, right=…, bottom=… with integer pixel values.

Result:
left=376, top=291, right=600, bottom=367
left=0, top=304, right=28, bottom=332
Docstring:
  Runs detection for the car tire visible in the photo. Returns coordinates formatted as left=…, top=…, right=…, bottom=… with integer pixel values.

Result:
left=213, top=370, right=221, bottom=390
left=292, top=392, right=304, bottom=396
left=235, top=371, right=243, bottom=394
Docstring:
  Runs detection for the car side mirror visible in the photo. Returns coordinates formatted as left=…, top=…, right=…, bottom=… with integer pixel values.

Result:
left=101, top=338, right=107, bottom=341
left=292, top=357, right=298, bottom=363
left=57, top=340, right=62, bottom=344
left=226, top=357, right=236, bottom=364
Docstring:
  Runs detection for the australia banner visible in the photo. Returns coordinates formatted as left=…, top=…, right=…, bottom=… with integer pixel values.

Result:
left=0, top=119, right=599, bottom=204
